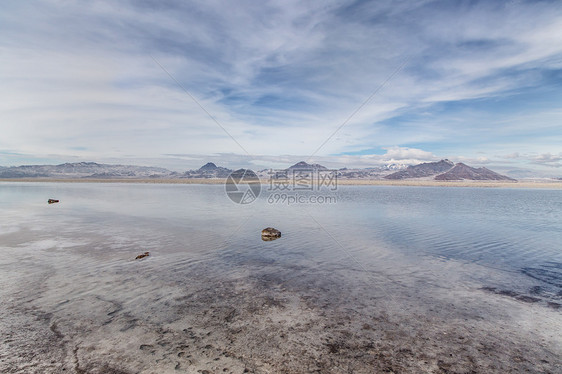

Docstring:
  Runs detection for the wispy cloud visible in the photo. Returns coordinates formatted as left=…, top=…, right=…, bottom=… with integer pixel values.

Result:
left=532, top=152, right=562, bottom=168
left=1, top=0, right=561, bottom=171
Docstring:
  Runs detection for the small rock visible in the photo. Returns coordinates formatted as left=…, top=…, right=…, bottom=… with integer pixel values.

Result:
left=135, top=252, right=150, bottom=260
left=261, top=227, right=281, bottom=241
left=48, top=199, right=59, bottom=204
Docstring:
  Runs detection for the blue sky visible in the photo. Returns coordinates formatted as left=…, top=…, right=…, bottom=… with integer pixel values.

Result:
left=1, top=0, right=561, bottom=175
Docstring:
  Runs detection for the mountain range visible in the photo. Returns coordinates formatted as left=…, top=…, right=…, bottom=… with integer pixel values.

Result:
left=0, top=160, right=518, bottom=181
left=384, top=159, right=455, bottom=180
left=385, top=160, right=515, bottom=181
left=0, top=162, right=172, bottom=179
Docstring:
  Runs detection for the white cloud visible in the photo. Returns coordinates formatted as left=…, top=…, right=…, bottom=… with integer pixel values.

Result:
left=381, top=146, right=437, bottom=161
left=1, top=0, right=562, bottom=170
left=455, top=156, right=492, bottom=165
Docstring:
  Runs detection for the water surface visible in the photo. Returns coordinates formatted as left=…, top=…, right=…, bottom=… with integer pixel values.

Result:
left=1, top=183, right=560, bottom=373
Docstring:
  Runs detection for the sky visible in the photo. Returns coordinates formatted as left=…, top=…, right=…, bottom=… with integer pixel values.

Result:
left=1, top=0, right=561, bottom=175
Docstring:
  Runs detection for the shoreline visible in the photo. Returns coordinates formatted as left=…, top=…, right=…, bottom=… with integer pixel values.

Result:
left=1, top=178, right=562, bottom=189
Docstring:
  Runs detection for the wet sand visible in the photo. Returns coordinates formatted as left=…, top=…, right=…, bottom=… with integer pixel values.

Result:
left=1, top=239, right=560, bottom=374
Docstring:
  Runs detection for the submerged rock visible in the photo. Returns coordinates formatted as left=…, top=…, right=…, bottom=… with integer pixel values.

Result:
left=262, top=236, right=279, bottom=242
left=135, top=252, right=150, bottom=260
left=47, top=199, right=59, bottom=204
left=261, top=227, right=281, bottom=241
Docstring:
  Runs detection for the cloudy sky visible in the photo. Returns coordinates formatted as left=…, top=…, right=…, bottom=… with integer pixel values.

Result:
left=1, top=0, right=561, bottom=174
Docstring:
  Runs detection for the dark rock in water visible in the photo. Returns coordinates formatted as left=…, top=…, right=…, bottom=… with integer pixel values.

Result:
left=547, top=302, right=561, bottom=309
left=262, top=227, right=281, bottom=241
left=135, top=252, right=150, bottom=260
left=522, top=263, right=562, bottom=288
left=480, top=286, right=541, bottom=304
left=262, top=236, right=279, bottom=242
left=515, top=295, right=540, bottom=303
left=47, top=199, right=59, bottom=204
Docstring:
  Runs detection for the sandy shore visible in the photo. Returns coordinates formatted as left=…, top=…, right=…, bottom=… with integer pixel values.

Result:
left=1, top=178, right=562, bottom=189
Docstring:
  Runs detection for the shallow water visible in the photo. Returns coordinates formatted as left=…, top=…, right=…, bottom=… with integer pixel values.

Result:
left=1, top=182, right=561, bottom=373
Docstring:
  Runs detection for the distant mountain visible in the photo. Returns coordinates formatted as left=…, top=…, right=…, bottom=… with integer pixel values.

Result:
left=501, top=168, right=542, bottom=179
left=335, top=163, right=407, bottom=179
left=182, top=163, right=232, bottom=178
left=287, top=161, right=328, bottom=171
left=198, top=162, right=218, bottom=171
left=385, top=159, right=454, bottom=180
left=0, top=162, right=173, bottom=179
left=252, top=161, right=331, bottom=180
left=435, top=163, right=516, bottom=181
